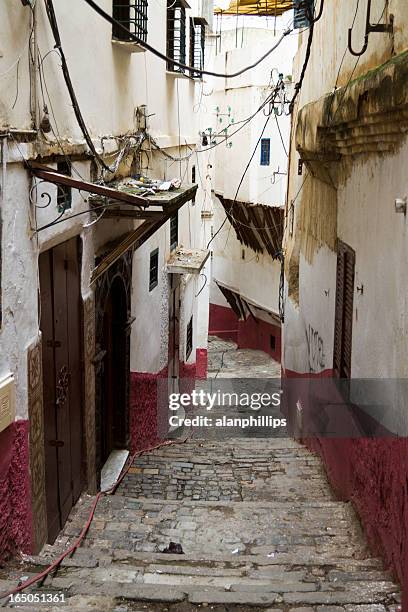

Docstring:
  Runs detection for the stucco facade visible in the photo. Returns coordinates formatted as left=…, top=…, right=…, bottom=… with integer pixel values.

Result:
left=283, top=0, right=408, bottom=604
left=0, top=0, right=210, bottom=560
left=200, top=26, right=296, bottom=358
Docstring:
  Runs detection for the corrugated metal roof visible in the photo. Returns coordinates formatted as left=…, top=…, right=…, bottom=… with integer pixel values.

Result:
left=214, top=0, right=293, bottom=16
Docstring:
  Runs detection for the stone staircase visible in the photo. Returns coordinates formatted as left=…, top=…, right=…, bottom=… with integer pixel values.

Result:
left=0, top=439, right=402, bottom=611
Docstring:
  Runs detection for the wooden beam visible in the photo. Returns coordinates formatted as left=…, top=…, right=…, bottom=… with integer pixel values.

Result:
left=30, top=164, right=149, bottom=207
left=93, top=207, right=165, bottom=220
left=90, top=197, right=190, bottom=285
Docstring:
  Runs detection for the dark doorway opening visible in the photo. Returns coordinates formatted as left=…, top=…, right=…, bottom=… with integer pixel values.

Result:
left=95, top=252, right=132, bottom=479
left=101, top=276, right=128, bottom=466
left=39, top=237, right=84, bottom=544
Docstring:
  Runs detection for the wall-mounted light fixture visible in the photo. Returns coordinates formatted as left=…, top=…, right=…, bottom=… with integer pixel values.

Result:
left=395, top=196, right=407, bottom=214
left=357, top=284, right=364, bottom=295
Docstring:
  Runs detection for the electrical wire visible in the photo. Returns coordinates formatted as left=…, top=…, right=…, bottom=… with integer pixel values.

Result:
left=325, top=0, right=360, bottom=122
left=329, top=2, right=387, bottom=126
left=275, top=114, right=288, bottom=157
left=195, top=273, right=208, bottom=297
left=44, top=0, right=113, bottom=172
left=82, top=0, right=292, bottom=79
left=207, top=112, right=272, bottom=249
left=288, top=5, right=315, bottom=114
left=0, top=439, right=189, bottom=603
left=151, top=82, right=284, bottom=165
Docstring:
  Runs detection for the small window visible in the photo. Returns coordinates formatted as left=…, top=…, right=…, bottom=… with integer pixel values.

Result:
left=294, top=0, right=314, bottom=29
left=270, top=335, right=276, bottom=352
left=170, top=213, right=178, bottom=252
left=149, top=248, right=159, bottom=291
left=56, top=160, right=72, bottom=213
left=260, top=139, right=270, bottom=166
left=191, top=165, right=196, bottom=183
left=190, top=18, right=205, bottom=78
left=186, top=315, right=193, bottom=360
left=112, top=0, right=148, bottom=42
left=167, top=1, right=186, bottom=73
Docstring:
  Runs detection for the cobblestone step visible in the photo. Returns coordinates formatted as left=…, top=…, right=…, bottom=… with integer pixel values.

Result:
left=2, top=433, right=402, bottom=610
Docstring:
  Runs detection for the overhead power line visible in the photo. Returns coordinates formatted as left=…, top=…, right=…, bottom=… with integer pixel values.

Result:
left=82, top=0, right=292, bottom=79
left=44, top=0, right=113, bottom=172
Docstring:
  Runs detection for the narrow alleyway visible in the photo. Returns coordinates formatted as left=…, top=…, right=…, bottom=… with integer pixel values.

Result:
left=0, top=340, right=401, bottom=611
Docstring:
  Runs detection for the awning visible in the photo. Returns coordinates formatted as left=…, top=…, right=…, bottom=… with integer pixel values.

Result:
left=215, top=280, right=281, bottom=326
left=29, top=164, right=198, bottom=284
left=217, top=196, right=283, bottom=259
left=167, top=248, right=210, bottom=275
left=214, top=0, right=293, bottom=16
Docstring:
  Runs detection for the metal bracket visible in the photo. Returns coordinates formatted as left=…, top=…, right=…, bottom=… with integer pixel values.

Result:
left=348, top=0, right=393, bottom=57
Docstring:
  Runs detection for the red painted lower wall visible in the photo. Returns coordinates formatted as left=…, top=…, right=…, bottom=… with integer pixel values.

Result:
left=130, top=368, right=167, bottom=453
left=283, top=367, right=408, bottom=610
left=209, top=303, right=281, bottom=362
left=0, top=420, right=32, bottom=563
left=196, top=349, right=208, bottom=380
left=130, top=361, right=199, bottom=451
left=208, top=303, right=238, bottom=343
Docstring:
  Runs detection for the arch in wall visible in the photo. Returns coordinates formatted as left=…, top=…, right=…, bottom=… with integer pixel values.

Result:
left=95, top=251, right=132, bottom=476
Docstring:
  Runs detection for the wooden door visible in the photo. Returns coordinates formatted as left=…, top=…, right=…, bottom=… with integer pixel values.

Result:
left=333, top=240, right=355, bottom=378
left=39, top=237, right=83, bottom=543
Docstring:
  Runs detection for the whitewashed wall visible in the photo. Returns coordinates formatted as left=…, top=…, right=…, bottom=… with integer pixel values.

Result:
left=0, top=0, right=211, bottom=417
left=283, top=0, right=408, bottom=378
left=200, top=26, right=296, bottom=318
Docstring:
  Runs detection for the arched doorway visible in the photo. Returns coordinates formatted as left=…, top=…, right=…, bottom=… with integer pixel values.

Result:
left=101, top=276, right=128, bottom=464
left=95, top=252, right=132, bottom=476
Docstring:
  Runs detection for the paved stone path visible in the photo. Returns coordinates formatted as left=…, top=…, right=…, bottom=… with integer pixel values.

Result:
left=0, top=339, right=401, bottom=611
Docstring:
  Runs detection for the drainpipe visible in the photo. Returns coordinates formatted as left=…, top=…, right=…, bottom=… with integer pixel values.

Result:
left=29, top=1, right=40, bottom=131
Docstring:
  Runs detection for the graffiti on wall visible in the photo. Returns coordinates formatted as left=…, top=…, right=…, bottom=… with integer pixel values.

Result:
left=306, top=324, right=326, bottom=373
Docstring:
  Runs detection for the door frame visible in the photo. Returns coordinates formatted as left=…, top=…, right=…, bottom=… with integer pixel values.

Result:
left=94, top=250, right=132, bottom=478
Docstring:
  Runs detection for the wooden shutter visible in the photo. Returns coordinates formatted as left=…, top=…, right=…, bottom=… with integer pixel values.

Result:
left=333, top=240, right=355, bottom=378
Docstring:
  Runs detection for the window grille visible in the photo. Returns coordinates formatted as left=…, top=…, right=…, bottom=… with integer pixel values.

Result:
left=112, top=0, right=148, bottom=43
left=260, top=139, right=271, bottom=166
left=170, top=213, right=178, bottom=252
left=293, top=0, right=314, bottom=29
left=56, top=161, right=72, bottom=213
left=149, top=248, right=159, bottom=291
left=189, top=18, right=205, bottom=78
left=186, top=315, right=193, bottom=360
left=167, top=1, right=186, bottom=73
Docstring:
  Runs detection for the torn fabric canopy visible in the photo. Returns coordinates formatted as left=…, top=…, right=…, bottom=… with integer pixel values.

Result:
left=214, top=0, right=293, bottom=17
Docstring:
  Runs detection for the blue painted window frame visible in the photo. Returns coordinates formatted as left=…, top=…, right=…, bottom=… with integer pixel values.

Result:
left=260, top=138, right=271, bottom=166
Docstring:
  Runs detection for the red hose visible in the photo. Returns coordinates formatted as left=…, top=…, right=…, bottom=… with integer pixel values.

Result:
left=0, top=438, right=188, bottom=602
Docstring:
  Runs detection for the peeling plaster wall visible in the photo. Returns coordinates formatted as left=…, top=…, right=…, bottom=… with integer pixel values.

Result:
left=129, top=142, right=211, bottom=440
left=0, top=0, right=212, bottom=562
left=0, top=157, right=101, bottom=559
left=0, top=421, right=32, bottom=563
left=0, top=1, right=203, bottom=147
left=283, top=1, right=408, bottom=604
left=201, top=27, right=294, bottom=360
